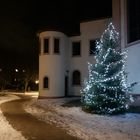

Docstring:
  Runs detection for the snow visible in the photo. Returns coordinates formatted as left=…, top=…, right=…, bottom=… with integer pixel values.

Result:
left=24, top=97, right=140, bottom=140
left=0, top=93, right=26, bottom=140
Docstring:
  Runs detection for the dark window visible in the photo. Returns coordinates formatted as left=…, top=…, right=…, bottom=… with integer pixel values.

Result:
left=54, top=38, right=60, bottom=53
left=72, top=71, right=81, bottom=85
left=44, top=38, right=49, bottom=53
left=89, top=40, right=96, bottom=55
left=43, top=77, right=49, bottom=89
left=72, top=42, right=81, bottom=56
left=127, top=0, right=140, bottom=43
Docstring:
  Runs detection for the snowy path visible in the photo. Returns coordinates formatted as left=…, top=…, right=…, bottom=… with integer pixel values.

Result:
left=0, top=94, right=77, bottom=140
left=0, top=93, right=26, bottom=140
left=24, top=98, right=140, bottom=140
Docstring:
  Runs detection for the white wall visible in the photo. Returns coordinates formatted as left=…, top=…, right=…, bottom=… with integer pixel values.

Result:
left=38, top=19, right=111, bottom=97
left=112, top=0, right=140, bottom=94
left=69, top=19, right=111, bottom=96
left=39, top=31, right=68, bottom=98
left=126, top=42, right=140, bottom=94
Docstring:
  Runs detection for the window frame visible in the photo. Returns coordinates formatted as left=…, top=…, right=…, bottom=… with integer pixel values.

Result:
left=43, top=38, right=50, bottom=54
left=43, top=76, right=49, bottom=89
left=72, top=41, right=81, bottom=57
left=54, top=38, right=60, bottom=54
left=89, top=39, right=98, bottom=56
left=127, top=0, right=140, bottom=43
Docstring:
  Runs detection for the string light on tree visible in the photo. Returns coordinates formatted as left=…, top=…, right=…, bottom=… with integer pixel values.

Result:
left=81, top=23, right=136, bottom=115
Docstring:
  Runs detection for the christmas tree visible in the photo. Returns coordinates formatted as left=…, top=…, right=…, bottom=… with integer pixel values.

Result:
left=81, top=23, right=134, bottom=115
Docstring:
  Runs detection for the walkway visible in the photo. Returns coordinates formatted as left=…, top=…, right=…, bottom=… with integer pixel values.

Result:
left=0, top=95, right=78, bottom=140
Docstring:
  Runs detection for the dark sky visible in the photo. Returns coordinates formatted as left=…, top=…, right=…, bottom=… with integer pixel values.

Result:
left=0, top=0, right=112, bottom=71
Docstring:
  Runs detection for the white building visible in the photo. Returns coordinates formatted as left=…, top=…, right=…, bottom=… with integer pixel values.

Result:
left=112, top=0, right=140, bottom=94
left=38, top=18, right=110, bottom=98
left=38, top=0, right=140, bottom=98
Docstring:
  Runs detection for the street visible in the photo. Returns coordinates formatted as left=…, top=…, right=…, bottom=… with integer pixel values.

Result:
left=0, top=95, right=77, bottom=140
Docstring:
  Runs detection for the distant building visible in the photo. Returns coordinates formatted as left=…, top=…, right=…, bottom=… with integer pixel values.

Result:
left=38, top=0, right=140, bottom=98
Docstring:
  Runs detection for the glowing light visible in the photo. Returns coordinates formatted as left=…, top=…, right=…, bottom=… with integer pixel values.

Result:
left=15, top=69, right=19, bottom=72
left=35, top=80, right=39, bottom=84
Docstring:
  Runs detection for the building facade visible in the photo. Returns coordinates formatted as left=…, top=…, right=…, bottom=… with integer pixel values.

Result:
left=112, top=0, right=140, bottom=94
left=38, top=0, right=140, bottom=98
left=38, top=19, right=110, bottom=98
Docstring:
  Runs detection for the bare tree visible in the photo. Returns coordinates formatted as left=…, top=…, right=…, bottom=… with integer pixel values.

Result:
left=21, top=68, right=38, bottom=92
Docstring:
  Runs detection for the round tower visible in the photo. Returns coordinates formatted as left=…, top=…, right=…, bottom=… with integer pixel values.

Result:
left=38, top=31, right=68, bottom=98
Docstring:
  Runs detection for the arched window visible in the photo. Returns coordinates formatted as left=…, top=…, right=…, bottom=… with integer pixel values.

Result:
left=43, top=77, right=49, bottom=89
left=72, top=70, right=81, bottom=85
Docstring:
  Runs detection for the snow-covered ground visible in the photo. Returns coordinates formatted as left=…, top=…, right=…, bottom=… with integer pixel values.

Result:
left=25, top=97, right=140, bottom=140
left=0, top=93, right=26, bottom=140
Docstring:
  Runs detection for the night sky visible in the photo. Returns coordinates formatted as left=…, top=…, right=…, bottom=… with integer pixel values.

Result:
left=0, top=0, right=112, bottom=72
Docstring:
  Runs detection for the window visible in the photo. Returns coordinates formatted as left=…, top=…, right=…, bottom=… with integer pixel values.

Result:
left=44, top=38, right=49, bottom=53
left=43, top=77, right=49, bottom=89
left=89, top=40, right=96, bottom=55
left=72, top=42, right=81, bottom=56
left=127, top=0, right=140, bottom=43
left=54, top=38, right=60, bottom=53
left=72, top=70, right=81, bottom=85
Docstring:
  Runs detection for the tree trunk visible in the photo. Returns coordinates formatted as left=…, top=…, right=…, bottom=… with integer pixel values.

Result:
left=24, top=82, right=28, bottom=93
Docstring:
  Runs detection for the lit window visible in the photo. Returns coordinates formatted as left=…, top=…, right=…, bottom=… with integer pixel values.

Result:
left=72, top=42, right=81, bottom=56
left=43, top=77, right=49, bottom=89
left=44, top=38, right=49, bottom=53
left=54, top=38, right=60, bottom=53
left=72, top=70, right=81, bottom=85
